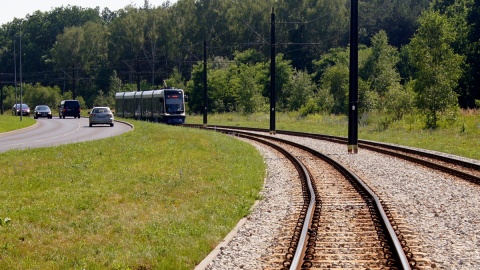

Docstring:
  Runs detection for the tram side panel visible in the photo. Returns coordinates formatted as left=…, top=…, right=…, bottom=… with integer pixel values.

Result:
left=141, top=91, right=154, bottom=121
left=114, top=92, right=125, bottom=118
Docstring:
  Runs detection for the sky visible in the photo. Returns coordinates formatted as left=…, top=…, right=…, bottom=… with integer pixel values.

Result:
left=0, top=0, right=177, bottom=25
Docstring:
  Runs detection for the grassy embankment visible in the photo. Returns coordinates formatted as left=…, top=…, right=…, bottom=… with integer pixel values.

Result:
left=187, top=110, right=480, bottom=160
left=0, top=117, right=265, bottom=269
left=0, top=115, right=36, bottom=133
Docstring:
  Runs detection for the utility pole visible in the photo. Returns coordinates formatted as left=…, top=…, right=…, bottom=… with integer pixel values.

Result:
left=270, top=7, right=276, bottom=134
left=19, top=26, right=23, bottom=121
left=0, top=74, right=3, bottom=115
left=136, top=55, right=140, bottom=91
left=203, top=38, right=208, bottom=127
left=72, top=63, right=76, bottom=99
left=14, top=39, right=18, bottom=108
left=348, top=0, right=359, bottom=153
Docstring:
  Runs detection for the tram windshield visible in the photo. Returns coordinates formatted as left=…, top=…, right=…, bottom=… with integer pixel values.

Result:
left=165, top=93, right=184, bottom=113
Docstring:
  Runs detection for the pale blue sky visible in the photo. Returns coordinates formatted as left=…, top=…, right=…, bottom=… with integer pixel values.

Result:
left=0, top=0, right=177, bottom=25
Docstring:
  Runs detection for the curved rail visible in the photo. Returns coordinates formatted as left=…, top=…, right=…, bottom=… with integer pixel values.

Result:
left=226, top=132, right=318, bottom=269
left=186, top=124, right=480, bottom=185
left=191, top=125, right=414, bottom=269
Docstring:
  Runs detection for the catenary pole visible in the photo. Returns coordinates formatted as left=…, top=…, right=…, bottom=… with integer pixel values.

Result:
left=14, top=39, right=18, bottom=111
left=270, top=8, right=276, bottom=134
left=19, top=26, right=23, bottom=121
left=348, top=0, right=359, bottom=153
left=203, top=38, right=208, bottom=126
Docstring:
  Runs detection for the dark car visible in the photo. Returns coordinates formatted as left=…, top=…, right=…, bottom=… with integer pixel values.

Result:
left=59, top=100, right=81, bottom=118
left=12, top=103, right=30, bottom=117
left=33, top=105, right=53, bottom=119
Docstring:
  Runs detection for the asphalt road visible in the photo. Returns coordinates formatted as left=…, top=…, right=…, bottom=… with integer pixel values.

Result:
left=0, top=117, right=132, bottom=153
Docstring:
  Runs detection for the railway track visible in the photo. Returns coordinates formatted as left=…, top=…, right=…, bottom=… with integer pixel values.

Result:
left=186, top=124, right=480, bottom=185
left=191, top=126, right=421, bottom=270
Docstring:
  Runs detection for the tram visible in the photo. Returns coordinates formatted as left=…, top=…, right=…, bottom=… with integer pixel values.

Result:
left=115, top=89, right=186, bottom=124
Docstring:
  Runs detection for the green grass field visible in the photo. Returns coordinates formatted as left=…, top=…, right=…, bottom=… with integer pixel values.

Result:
left=0, top=119, right=265, bottom=269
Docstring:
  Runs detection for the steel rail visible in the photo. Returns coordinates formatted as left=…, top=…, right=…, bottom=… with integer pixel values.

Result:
left=186, top=124, right=479, bottom=184
left=225, top=132, right=317, bottom=269
left=201, top=126, right=413, bottom=269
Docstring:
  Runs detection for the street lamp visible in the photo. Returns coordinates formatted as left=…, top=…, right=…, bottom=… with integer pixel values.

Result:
left=12, top=20, right=26, bottom=121
left=14, top=39, right=18, bottom=114
left=19, top=22, right=23, bottom=121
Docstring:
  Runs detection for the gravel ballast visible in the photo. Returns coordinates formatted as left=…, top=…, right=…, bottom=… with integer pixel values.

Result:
left=198, top=134, right=480, bottom=270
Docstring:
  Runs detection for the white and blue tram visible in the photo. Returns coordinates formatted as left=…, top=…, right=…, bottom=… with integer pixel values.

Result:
left=115, top=89, right=186, bottom=124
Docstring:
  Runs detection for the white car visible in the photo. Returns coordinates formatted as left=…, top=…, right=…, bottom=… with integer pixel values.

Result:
left=89, top=107, right=114, bottom=127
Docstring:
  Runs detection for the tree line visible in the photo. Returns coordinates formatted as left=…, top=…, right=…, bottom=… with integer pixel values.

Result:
left=0, top=0, right=478, bottom=128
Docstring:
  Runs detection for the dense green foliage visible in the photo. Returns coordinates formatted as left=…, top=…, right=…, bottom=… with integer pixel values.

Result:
left=1, top=0, right=479, bottom=128
left=408, top=10, right=464, bottom=128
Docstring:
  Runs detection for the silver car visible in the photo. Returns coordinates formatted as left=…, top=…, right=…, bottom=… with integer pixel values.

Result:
left=89, top=107, right=114, bottom=127
left=33, top=105, right=52, bottom=119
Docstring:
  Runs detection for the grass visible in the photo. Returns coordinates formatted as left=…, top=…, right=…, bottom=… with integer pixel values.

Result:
left=0, top=110, right=477, bottom=268
left=0, top=120, right=265, bottom=269
left=186, top=110, right=480, bottom=160
left=0, top=115, right=36, bottom=133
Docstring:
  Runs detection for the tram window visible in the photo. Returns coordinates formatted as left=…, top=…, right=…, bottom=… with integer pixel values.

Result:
left=159, top=98, right=165, bottom=113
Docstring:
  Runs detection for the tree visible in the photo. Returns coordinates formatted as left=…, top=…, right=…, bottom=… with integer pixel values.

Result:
left=359, top=0, right=429, bottom=47
left=186, top=62, right=205, bottom=114
left=223, top=0, right=273, bottom=56
left=164, top=68, right=186, bottom=90
left=186, top=49, right=269, bottom=114
left=314, top=47, right=350, bottom=114
left=433, top=0, right=476, bottom=108
left=284, top=69, right=316, bottom=111
left=93, top=90, right=114, bottom=107
left=265, top=54, right=293, bottom=111
left=384, top=83, right=414, bottom=121
left=233, top=63, right=266, bottom=114
left=50, top=26, right=84, bottom=99
left=360, top=30, right=401, bottom=97
left=80, top=21, right=110, bottom=103
left=92, top=71, right=122, bottom=108
left=51, top=21, right=109, bottom=102
left=465, top=0, right=480, bottom=107
left=209, top=65, right=232, bottom=112
left=319, top=63, right=349, bottom=114
left=276, top=0, right=350, bottom=72
left=408, top=10, right=464, bottom=128
left=312, top=47, right=349, bottom=84
left=23, top=83, right=62, bottom=109
left=358, top=78, right=380, bottom=116
left=314, top=87, right=334, bottom=114
left=0, top=6, right=103, bottom=88
left=108, top=7, right=147, bottom=91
